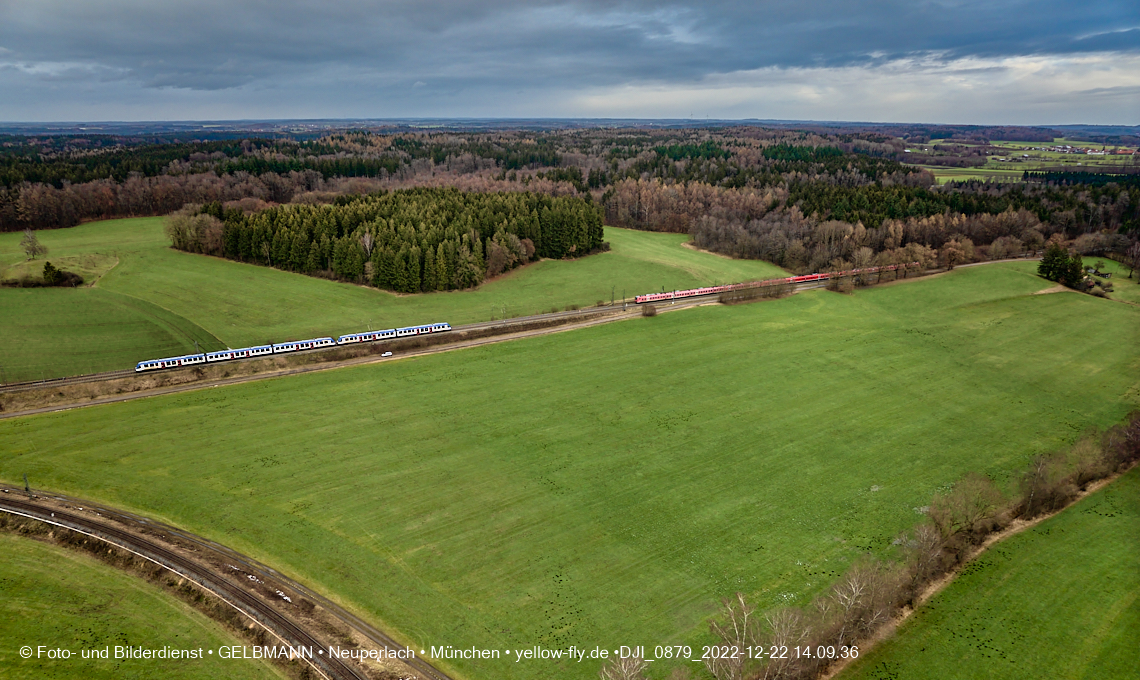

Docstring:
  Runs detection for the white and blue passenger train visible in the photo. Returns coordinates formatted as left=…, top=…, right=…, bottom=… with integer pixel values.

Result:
left=135, top=322, right=451, bottom=373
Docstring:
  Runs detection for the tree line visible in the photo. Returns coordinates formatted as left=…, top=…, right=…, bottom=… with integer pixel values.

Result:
left=0, top=139, right=262, bottom=188
left=1023, top=170, right=1140, bottom=188
left=4, top=128, right=1137, bottom=260
left=170, top=188, right=604, bottom=293
left=600, top=411, right=1140, bottom=680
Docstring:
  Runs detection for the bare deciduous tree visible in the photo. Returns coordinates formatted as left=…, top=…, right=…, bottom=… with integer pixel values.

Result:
left=756, top=607, right=810, bottom=680
left=852, top=246, right=874, bottom=284
left=20, top=228, right=47, bottom=260
left=1018, top=455, right=1076, bottom=518
left=165, top=211, right=224, bottom=255
left=1127, top=240, right=1140, bottom=279
left=705, top=593, right=757, bottom=680
left=899, top=523, right=943, bottom=589
left=599, top=654, right=649, bottom=680
left=929, top=473, right=1004, bottom=536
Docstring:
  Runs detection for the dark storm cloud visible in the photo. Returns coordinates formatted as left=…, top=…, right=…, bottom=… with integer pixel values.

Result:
left=3, top=0, right=1137, bottom=91
left=0, top=1, right=1137, bottom=120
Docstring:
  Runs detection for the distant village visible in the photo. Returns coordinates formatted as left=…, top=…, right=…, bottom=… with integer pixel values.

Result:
left=987, top=144, right=1137, bottom=163
left=1026, top=144, right=1136, bottom=155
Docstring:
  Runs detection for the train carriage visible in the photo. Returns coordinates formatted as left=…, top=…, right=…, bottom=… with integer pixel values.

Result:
left=136, top=353, right=205, bottom=372
left=135, top=324, right=448, bottom=373
left=272, top=337, right=334, bottom=354
left=633, top=263, right=917, bottom=304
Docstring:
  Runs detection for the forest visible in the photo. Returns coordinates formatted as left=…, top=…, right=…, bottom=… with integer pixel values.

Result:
left=168, top=188, right=604, bottom=293
left=3, top=126, right=1137, bottom=278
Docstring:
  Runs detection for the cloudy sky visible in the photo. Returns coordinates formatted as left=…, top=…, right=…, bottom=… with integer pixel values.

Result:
left=1, top=1, right=1138, bottom=124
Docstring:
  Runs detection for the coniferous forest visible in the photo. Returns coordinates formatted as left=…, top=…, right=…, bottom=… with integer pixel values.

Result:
left=171, top=188, right=604, bottom=292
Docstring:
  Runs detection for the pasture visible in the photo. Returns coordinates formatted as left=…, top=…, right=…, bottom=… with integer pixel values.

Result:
left=841, top=466, right=1140, bottom=680
left=0, top=218, right=785, bottom=381
left=1094, top=258, right=1140, bottom=305
left=1, top=262, right=1137, bottom=680
left=0, top=532, right=282, bottom=680
left=915, top=137, right=1137, bottom=183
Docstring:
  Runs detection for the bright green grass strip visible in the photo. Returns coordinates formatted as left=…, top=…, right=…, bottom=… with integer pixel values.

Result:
left=1, top=263, right=1137, bottom=680
left=1093, top=259, right=1140, bottom=305
left=0, top=533, right=283, bottom=680
left=96, top=223, right=785, bottom=347
left=0, top=218, right=785, bottom=379
left=0, top=287, right=222, bottom=382
left=841, top=466, right=1140, bottom=680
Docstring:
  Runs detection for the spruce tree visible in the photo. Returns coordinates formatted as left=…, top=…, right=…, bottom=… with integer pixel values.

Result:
left=1037, top=242, right=1067, bottom=281
left=437, top=242, right=451, bottom=290
left=422, top=247, right=437, bottom=291
left=1060, top=252, right=1085, bottom=289
left=306, top=241, right=322, bottom=272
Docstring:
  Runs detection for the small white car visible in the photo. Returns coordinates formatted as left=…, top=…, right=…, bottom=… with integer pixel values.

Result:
left=382, top=351, right=393, bottom=357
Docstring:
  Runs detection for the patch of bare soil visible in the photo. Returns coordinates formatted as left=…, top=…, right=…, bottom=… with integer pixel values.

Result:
left=1033, top=284, right=1069, bottom=295
left=680, top=241, right=739, bottom=260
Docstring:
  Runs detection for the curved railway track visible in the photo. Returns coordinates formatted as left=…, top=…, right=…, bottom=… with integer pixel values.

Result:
left=0, top=490, right=453, bottom=680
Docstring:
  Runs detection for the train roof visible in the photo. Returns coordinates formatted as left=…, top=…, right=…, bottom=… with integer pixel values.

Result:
left=139, top=353, right=204, bottom=364
left=272, top=337, right=329, bottom=346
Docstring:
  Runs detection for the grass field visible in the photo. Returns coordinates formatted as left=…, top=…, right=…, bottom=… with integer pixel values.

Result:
left=0, top=533, right=282, bottom=680
left=915, top=137, right=1137, bottom=183
left=0, top=218, right=785, bottom=381
left=841, top=466, right=1140, bottom=680
left=1, top=262, right=1137, bottom=680
left=1094, top=259, right=1140, bottom=305
left=0, top=287, right=223, bottom=383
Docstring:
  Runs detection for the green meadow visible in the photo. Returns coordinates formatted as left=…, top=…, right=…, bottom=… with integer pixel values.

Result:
left=841, top=466, right=1140, bottom=680
left=2, top=262, right=1137, bottom=679
left=1094, top=258, right=1140, bottom=305
left=0, top=217, right=785, bottom=381
left=915, top=137, right=1137, bottom=183
left=0, top=533, right=282, bottom=680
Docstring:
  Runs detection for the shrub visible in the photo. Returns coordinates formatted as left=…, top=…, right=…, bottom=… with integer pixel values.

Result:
left=718, top=282, right=792, bottom=304
left=641, top=304, right=657, bottom=317
left=42, top=261, right=60, bottom=285
left=1, top=263, right=83, bottom=288
left=696, top=411, right=1140, bottom=680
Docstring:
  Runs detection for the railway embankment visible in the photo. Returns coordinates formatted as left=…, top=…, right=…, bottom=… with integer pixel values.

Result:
left=0, top=488, right=453, bottom=680
left=0, top=304, right=636, bottom=417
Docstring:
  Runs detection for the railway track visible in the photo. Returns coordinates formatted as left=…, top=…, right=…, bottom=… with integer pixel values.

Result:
left=1, top=257, right=1040, bottom=394
left=0, top=306, right=627, bottom=395
left=0, top=369, right=136, bottom=394
left=0, top=285, right=815, bottom=418
left=0, top=490, right=453, bottom=680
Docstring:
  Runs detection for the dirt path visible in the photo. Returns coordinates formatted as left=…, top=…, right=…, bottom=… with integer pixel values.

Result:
left=680, top=241, right=738, bottom=260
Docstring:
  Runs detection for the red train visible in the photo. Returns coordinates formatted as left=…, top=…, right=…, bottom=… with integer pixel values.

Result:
left=634, top=263, right=920, bottom=304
